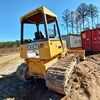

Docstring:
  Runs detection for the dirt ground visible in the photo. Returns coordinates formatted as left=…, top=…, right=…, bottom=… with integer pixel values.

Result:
left=0, top=54, right=63, bottom=100
left=0, top=48, right=100, bottom=100
left=0, top=48, right=19, bottom=57
left=62, top=54, right=100, bottom=100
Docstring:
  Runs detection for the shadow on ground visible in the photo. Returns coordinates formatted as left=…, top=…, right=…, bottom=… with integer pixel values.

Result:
left=85, top=51, right=100, bottom=56
left=0, top=73, right=64, bottom=100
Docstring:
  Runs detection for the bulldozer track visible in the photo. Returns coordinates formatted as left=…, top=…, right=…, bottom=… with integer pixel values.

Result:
left=46, top=54, right=79, bottom=95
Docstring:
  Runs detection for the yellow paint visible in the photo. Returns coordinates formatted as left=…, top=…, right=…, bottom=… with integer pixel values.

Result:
left=20, top=40, right=66, bottom=59
left=20, top=6, right=57, bottom=23
left=82, top=33, right=86, bottom=39
left=49, top=40, right=63, bottom=58
left=20, top=40, right=67, bottom=79
left=19, top=6, right=68, bottom=79
left=20, top=45, right=27, bottom=58
left=39, top=41, right=51, bottom=59
left=25, top=56, right=58, bottom=79
left=94, top=37, right=96, bottom=40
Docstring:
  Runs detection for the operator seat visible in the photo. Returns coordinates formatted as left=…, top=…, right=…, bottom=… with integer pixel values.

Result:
left=35, top=31, right=45, bottom=40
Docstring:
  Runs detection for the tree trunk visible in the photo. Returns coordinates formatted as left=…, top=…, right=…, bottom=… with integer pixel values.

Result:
left=79, top=22, right=82, bottom=33
left=91, top=17, right=93, bottom=29
left=76, top=23, right=78, bottom=34
left=72, top=22, right=74, bottom=34
left=83, top=17, right=84, bottom=31
left=66, top=22, right=69, bottom=34
left=71, top=13, right=74, bottom=34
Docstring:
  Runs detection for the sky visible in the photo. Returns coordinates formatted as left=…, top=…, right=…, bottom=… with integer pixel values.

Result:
left=0, top=0, right=100, bottom=42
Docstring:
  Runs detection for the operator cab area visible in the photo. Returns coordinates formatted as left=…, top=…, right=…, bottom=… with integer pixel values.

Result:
left=20, top=6, right=61, bottom=44
left=20, top=6, right=65, bottom=59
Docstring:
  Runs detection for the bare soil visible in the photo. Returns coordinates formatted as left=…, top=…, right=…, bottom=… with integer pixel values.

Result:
left=0, top=48, right=19, bottom=57
left=0, top=55, right=63, bottom=100
left=62, top=54, right=100, bottom=100
left=0, top=48, right=100, bottom=100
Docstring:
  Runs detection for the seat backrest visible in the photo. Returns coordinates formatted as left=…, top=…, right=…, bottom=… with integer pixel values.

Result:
left=35, top=31, right=44, bottom=40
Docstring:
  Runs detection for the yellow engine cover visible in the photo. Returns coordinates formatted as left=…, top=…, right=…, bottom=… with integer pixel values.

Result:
left=20, top=40, right=67, bottom=78
left=20, top=40, right=67, bottom=60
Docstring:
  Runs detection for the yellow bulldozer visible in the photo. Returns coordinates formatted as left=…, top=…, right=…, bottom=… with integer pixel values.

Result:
left=16, top=6, right=85, bottom=95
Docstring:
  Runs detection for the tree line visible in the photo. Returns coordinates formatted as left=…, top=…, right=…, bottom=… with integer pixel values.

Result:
left=0, top=40, right=20, bottom=48
left=62, top=3, right=99, bottom=34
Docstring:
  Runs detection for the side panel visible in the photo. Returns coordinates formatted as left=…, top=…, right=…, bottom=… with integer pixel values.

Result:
left=39, top=41, right=51, bottom=59
left=98, top=29, right=100, bottom=51
left=66, top=35, right=70, bottom=48
left=81, top=31, right=92, bottom=51
left=20, top=40, right=64, bottom=59
left=26, top=57, right=58, bottom=79
left=39, top=40, right=63, bottom=59
left=62, top=35, right=70, bottom=48
left=92, top=29, right=98, bottom=51
left=49, top=40, right=63, bottom=57
left=92, top=29, right=100, bottom=52
left=81, top=32, right=86, bottom=50
left=70, top=35, right=82, bottom=48
left=20, top=44, right=27, bottom=58
left=62, top=34, right=81, bottom=48
left=28, top=59, right=44, bottom=77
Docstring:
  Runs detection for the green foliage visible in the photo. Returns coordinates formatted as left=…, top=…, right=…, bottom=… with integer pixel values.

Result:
left=0, top=40, right=20, bottom=48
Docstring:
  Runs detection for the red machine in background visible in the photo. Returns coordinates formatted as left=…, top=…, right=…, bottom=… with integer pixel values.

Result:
left=81, top=28, right=100, bottom=52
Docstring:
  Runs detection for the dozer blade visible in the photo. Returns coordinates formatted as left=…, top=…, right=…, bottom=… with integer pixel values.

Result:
left=46, top=54, right=79, bottom=95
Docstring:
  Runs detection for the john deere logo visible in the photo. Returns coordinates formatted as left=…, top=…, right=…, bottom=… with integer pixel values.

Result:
left=26, top=44, right=39, bottom=49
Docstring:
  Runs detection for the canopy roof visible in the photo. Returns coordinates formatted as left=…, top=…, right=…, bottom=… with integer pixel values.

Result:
left=20, top=6, right=57, bottom=24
